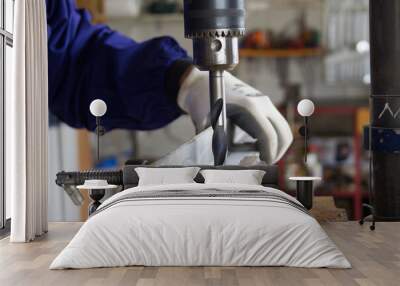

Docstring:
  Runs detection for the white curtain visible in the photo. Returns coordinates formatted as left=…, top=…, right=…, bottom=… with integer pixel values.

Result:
left=7, top=0, right=48, bottom=242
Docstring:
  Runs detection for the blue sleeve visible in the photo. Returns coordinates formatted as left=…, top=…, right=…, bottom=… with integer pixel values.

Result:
left=46, top=0, right=190, bottom=131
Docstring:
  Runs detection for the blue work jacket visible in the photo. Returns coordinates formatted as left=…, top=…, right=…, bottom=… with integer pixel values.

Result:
left=46, top=0, right=189, bottom=131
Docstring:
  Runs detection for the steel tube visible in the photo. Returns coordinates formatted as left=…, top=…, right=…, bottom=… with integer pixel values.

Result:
left=209, top=70, right=227, bottom=131
left=370, top=0, right=400, bottom=220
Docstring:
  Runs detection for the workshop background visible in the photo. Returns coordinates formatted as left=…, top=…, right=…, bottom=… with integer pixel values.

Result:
left=46, top=0, right=371, bottom=222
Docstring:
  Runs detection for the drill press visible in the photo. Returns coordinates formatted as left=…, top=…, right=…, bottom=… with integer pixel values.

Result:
left=183, top=0, right=246, bottom=165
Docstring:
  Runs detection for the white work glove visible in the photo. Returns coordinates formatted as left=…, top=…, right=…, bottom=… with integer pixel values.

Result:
left=177, top=68, right=293, bottom=164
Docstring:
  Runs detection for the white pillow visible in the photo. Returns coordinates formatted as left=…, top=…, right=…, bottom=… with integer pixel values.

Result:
left=200, top=169, right=266, bottom=185
left=135, top=167, right=200, bottom=186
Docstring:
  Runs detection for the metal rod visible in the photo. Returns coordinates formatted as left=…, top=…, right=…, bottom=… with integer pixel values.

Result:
left=209, top=70, right=227, bottom=132
left=304, top=116, right=308, bottom=163
left=96, top=117, right=100, bottom=162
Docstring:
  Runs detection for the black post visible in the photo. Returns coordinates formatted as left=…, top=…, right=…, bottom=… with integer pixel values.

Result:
left=296, top=181, right=313, bottom=210
left=304, top=116, right=308, bottom=163
left=96, top=117, right=100, bottom=162
left=88, top=189, right=105, bottom=215
left=370, top=0, right=400, bottom=220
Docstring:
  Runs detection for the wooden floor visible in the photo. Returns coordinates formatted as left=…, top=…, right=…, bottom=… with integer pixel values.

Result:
left=0, top=222, right=399, bottom=286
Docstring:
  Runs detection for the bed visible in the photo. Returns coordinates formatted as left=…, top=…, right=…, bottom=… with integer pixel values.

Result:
left=50, top=165, right=351, bottom=269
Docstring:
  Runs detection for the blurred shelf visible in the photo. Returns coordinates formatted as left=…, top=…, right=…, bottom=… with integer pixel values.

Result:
left=239, top=48, right=323, bottom=58
left=92, top=15, right=107, bottom=24
left=76, top=0, right=106, bottom=24
left=107, top=13, right=183, bottom=24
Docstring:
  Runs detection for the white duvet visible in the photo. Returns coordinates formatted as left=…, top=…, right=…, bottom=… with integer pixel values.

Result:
left=50, top=183, right=351, bottom=269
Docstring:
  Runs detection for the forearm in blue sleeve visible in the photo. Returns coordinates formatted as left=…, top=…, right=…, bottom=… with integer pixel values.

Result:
left=46, top=0, right=191, bottom=131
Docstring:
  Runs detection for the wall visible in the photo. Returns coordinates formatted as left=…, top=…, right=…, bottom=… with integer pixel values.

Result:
left=48, top=124, right=81, bottom=221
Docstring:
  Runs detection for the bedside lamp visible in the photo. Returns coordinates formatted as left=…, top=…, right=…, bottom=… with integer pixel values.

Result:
left=289, top=99, right=319, bottom=210
left=78, top=179, right=118, bottom=215
left=297, top=99, right=315, bottom=163
left=90, top=99, right=107, bottom=161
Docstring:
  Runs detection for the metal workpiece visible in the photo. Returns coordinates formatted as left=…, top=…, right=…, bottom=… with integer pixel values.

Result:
left=56, top=169, right=123, bottom=206
left=56, top=169, right=123, bottom=187
left=63, top=185, right=85, bottom=206
left=369, top=0, right=400, bottom=220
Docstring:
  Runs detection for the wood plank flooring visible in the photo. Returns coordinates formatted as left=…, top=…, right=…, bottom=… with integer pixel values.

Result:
left=0, top=222, right=399, bottom=286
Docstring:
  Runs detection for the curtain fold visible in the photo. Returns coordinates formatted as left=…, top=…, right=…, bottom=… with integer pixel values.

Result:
left=8, top=0, right=48, bottom=242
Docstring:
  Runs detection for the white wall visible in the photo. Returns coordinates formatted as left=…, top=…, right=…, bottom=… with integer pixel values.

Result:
left=48, top=124, right=81, bottom=221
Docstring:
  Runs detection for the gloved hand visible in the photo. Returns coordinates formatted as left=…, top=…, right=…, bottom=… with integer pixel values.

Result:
left=177, top=68, right=293, bottom=164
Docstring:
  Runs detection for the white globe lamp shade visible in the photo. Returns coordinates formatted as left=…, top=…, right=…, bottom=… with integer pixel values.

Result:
left=297, top=99, right=315, bottom=117
left=90, top=99, right=107, bottom=117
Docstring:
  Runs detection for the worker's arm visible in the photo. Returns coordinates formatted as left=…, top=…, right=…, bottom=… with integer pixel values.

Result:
left=46, top=0, right=190, bottom=131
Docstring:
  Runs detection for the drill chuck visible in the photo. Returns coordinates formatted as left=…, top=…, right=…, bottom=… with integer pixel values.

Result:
left=184, top=0, right=245, bottom=39
left=184, top=0, right=245, bottom=71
